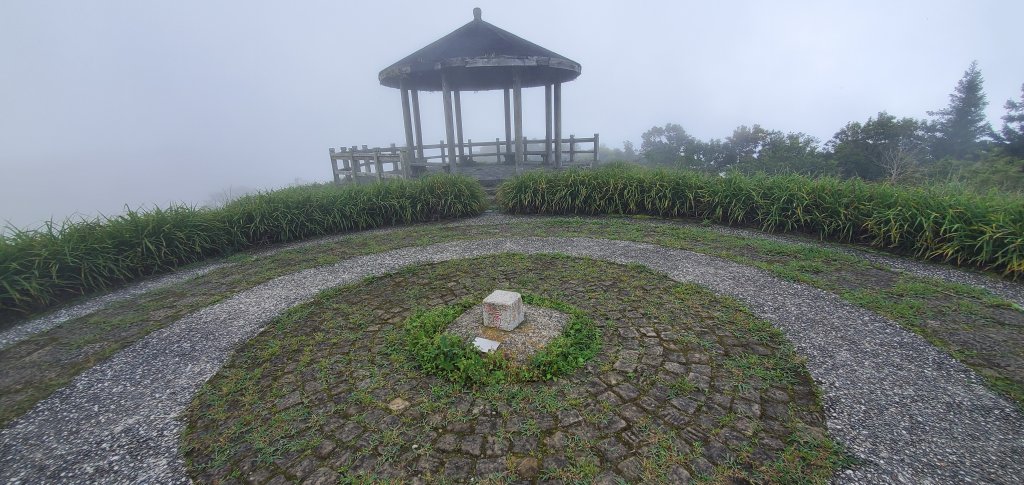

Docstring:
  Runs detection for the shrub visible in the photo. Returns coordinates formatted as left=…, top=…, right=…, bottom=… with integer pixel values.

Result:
left=0, top=175, right=486, bottom=314
left=496, top=164, right=1024, bottom=276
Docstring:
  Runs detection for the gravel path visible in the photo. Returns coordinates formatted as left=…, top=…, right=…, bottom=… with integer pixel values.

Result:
left=0, top=262, right=229, bottom=351
left=1, top=237, right=1021, bottom=484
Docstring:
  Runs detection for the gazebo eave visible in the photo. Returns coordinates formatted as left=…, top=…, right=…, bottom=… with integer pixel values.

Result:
left=379, top=56, right=581, bottom=92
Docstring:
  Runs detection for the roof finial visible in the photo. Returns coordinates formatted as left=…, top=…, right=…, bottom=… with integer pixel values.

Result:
left=473, top=7, right=482, bottom=21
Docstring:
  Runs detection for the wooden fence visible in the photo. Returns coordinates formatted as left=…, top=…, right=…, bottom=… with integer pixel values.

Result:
left=329, top=145, right=408, bottom=184
left=329, top=134, right=599, bottom=184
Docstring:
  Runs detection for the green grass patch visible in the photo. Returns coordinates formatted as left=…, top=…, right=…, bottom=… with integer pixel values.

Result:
left=753, top=428, right=858, bottom=484
left=400, top=294, right=600, bottom=387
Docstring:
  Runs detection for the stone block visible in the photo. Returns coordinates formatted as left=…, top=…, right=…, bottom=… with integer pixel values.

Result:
left=482, top=290, right=524, bottom=331
left=472, top=337, right=500, bottom=353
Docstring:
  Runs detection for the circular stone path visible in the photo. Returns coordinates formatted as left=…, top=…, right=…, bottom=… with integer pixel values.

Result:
left=1, top=237, right=1022, bottom=484
left=183, top=255, right=833, bottom=483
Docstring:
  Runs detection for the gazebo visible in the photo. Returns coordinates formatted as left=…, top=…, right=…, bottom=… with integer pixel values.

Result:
left=378, top=7, right=589, bottom=175
left=328, top=7, right=597, bottom=184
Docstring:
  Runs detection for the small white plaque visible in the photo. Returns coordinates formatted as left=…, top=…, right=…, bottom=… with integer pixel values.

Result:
left=473, top=337, right=501, bottom=353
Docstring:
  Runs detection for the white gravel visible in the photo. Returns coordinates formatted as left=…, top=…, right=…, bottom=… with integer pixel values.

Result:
left=1, top=237, right=1021, bottom=484
left=0, top=262, right=229, bottom=351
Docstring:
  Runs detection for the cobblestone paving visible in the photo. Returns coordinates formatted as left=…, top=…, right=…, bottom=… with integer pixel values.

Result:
left=184, top=255, right=833, bottom=484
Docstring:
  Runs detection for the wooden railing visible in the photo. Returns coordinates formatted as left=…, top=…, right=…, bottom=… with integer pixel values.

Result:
left=329, top=134, right=599, bottom=184
left=329, top=145, right=408, bottom=184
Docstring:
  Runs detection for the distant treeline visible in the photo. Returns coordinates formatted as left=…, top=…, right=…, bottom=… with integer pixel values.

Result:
left=602, top=61, right=1024, bottom=192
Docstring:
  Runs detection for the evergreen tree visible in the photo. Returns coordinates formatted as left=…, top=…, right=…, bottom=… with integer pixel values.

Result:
left=927, top=61, right=993, bottom=160
left=1000, top=84, right=1024, bottom=158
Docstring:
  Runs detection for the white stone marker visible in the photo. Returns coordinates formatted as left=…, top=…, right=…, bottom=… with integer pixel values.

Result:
left=473, top=337, right=501, bottom=353
left=482, top=290, right=525, bottom=331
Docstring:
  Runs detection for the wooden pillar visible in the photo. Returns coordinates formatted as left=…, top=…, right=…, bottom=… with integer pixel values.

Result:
left=503, top=88, right=513, bottom=165
left=440, top=70, right=457, bottom=173
left=593, top=133, right=600, bottom=167
left=349, top=145, right=359, bottom=182
left=544, top=84, right=553, bottom=165
left=399, top=145, right=410, bottom=179
left=330, top=148, right=341, bottom=185
left=374, top=149, right=383, bottom=181
left=400, top=83, right=415, bottom=175
left=454, top=90, right=465, bottom=163
left=513, top=71, right=524, bottom=173
left=553, top=82, right=563, bottom=168
left=411, top=89, right=424, bottom=160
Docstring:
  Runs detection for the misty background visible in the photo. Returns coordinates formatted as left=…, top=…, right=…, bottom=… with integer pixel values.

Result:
left=2, top=0, right=1022, bottom=230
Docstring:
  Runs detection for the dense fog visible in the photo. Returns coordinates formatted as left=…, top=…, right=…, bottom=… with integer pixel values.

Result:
left=2, top=0, right=1022, bottom=229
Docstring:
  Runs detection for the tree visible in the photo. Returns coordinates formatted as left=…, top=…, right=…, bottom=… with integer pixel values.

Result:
left=927, top=61, right=993, bottom=160
left=726, top=125, right=768, bottom=166
left=680, top=138, right=731, bottom=172
left=622, top=140, right=638, bottom=160
left=727, top=126, right=831, bottom=175
left=999, top=84, right=1024, bottom=158
left=639, top=123, right=695, bottom=166
left=755, top=132, right=831, bottom=175
left=877, top=145, right=922, bottom=184
left=598, top=141, right=640, bottom=163
left=827, top=112, right=928, bottom=180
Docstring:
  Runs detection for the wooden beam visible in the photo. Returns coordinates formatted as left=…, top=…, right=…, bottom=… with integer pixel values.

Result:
left=400, top=83, right=415, bottom=176
left=440, top=70, right=457, bottom=174
left=503, top=88, right=513, bottom=164
left=513, top=71, right=524, bottom=173
left=554, top=82, right=562, bottom=168
left=411, top=89, right=424, bottom=161
left=544, top=84, right=552, bottom=165
left=454, top=90, right=465, bottom=163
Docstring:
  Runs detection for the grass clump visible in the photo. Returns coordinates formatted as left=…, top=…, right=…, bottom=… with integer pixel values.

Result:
left=0, top=175, right=486, bottom=314
left=400, top=294, right=600, bottom=387
left=496, top=164, right=1024, bottom=276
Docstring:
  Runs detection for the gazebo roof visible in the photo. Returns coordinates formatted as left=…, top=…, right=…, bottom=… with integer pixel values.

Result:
left=379, top=8, right=581, bottom=92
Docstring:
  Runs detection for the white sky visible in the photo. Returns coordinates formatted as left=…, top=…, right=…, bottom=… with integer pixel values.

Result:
left=2, top=0, right=1022, bottom=229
